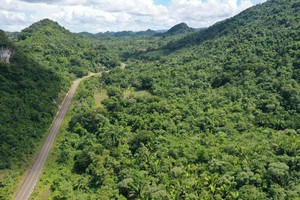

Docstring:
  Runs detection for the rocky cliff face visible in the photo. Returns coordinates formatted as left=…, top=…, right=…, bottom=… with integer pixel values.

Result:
left=0, top=46, right=12, bottom=63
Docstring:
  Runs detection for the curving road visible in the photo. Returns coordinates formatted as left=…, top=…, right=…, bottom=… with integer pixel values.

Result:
left=14, top=73, right=101, bottom=200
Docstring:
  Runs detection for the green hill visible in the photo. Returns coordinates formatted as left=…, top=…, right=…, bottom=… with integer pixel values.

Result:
left=0, top=30, right=66, bottom=170
left=31, top=0, right=300, bottom=199
left=0, top=19, right=120, bottom=199
left=17, top=19, right=120, bottom=78
left=164, top=22, right=195, bottom=36
left=164, top=0, right=300, bottom=51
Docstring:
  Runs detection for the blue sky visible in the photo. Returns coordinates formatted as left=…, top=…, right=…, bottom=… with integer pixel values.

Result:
left=154, top=0, right=172, bottom=6
left=154, top=0, right=246, bottom=6
left=0, top=0, right=267, bottom=33
left=154, top=0, right=248, bottom=6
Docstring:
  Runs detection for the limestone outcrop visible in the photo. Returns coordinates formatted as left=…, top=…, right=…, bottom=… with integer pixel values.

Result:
left=0, top=46, right=12, bottom=63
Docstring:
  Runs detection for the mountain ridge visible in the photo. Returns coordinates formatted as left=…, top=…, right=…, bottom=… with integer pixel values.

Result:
left=78, top=22, right=201, bottom=38
left=163, top=0, right=300, bottom=51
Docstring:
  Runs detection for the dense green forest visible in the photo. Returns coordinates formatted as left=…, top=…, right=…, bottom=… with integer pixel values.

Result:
left=28, top=0, right=299, bottom=199
left=17, top=19, right=120, bottom=78
left=0, top=30, right=67, bottom=169
left=0, top=0, right=299, bottom=199
left=0, top=19, right=122, bottom=199
left=97, top=29, right=157, bottom=38
left=0, top=30, right=68, bottom=198
left=0, top=17, right=123, bottom=199
left=78, top=23, right=197, bottom=61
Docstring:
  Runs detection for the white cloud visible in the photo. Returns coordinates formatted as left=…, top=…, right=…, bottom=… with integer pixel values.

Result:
left=168, top=0, right=255, bottom=28
left=0, top=0, right=267, bottom=33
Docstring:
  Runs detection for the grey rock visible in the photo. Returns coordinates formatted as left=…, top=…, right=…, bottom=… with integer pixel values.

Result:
left=0, top=46, right=13, bottom=63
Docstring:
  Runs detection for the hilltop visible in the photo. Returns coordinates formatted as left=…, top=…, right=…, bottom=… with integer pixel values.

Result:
left=17, top=19, right=120, bottom=78
left=164, top=0, right=300, bottom=51
left=164, top=22, right=195, bottom=36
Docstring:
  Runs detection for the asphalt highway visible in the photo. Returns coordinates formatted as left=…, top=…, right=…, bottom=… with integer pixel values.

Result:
left=14, top=73, right=100, bottom=200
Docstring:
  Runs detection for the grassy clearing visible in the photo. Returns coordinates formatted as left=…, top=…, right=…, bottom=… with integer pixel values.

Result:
left=94, top=87, right=151, bottom=109
left=94, top=89, right=108, bottom=108
left=123, top=87, right=151, bottom=98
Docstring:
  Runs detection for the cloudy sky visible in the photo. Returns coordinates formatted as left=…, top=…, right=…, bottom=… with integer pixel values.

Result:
left=1, top=0, right=266, bottom=33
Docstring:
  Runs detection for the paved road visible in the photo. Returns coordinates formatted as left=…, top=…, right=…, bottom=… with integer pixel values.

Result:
left=14, top=73, right=101, bottom=200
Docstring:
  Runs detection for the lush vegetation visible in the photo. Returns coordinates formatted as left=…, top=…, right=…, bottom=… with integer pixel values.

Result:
left=161, top=22, right=195, bottom=36
left=78, top=23, right=197, bottom=61
left=0, top=19, right=120, bottom=199
left=17, top=19, right=120, bottom=78
left=0, top=29, right=69, bottom=199
left=29, top=0, right=300, bottom=199
left=0, top=30, right=67, bottom=169
left=101, top=29, right=157, bottom=38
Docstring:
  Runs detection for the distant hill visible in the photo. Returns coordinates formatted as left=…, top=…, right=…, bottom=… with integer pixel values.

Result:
left=195, top=27, right=207, bottom=31
left=4, top=31, right=18, bottom=41
left=99, top=29, right=157, bottom=38
left=79, top=25, right=201, bottom=39
left=78, top=30, right=157, bottom=38
left=164, top=0, right=300, bottom=51
left=165, top=22, right=195, bottom=35
left=155, top=29, right=168, bottom=33
left=78, top=32, right=114, bottom=41
left=78, top=31, right=94, bottom=36
left=17, top=19, right=120, bottom=78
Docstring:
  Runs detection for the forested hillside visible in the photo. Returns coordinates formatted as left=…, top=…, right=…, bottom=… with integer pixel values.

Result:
left=0, top=29, right=69, bottom=198
left=30, top=0, right=300, bottom=199
left=17, top=19, right=120, bottom=78
left=0, top=17, right=123, bottom=198
left=0, top=30, right=67, bottom=169
left=102, top=29, right=157, bottom=38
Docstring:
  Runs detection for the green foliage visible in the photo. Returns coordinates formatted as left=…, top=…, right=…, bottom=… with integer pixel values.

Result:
left=107, top=86, right=123, bottom=98
left=2, top=0, right=299, bottom=199
left=267, top=162, right=289, bottom=185
left=0, top=29, right=69, bottom=199
left=163, top=22, right=195, bottom=36
left=39, top=0, right=300, bottom=199
left=79, top=23, right=196, bottom=61
left=0, top=30, right=66, bottom=169
left=17, top=19, right=120, bottom=78
left=96, top=29, right=157, bottom=38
